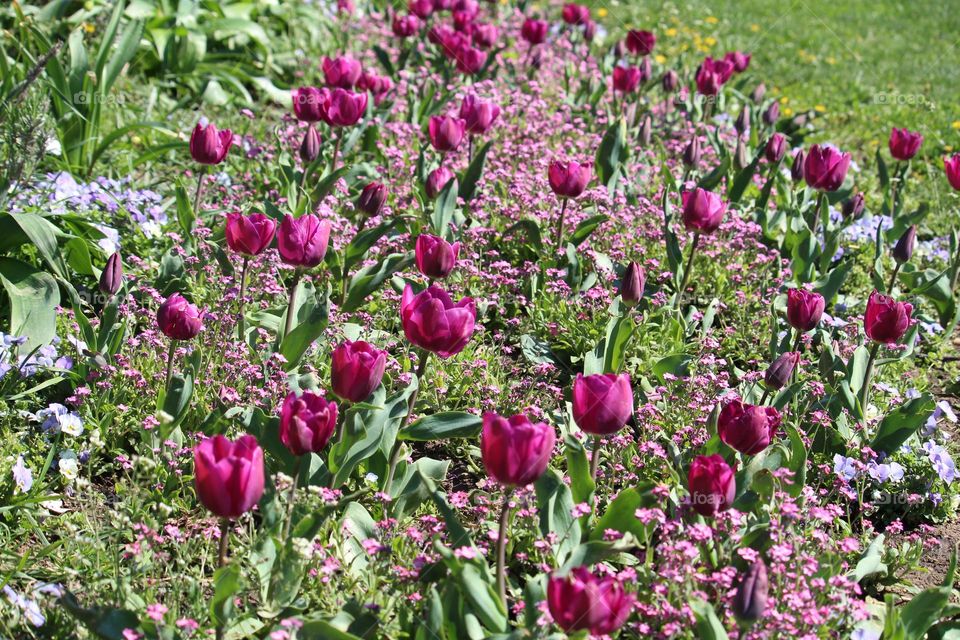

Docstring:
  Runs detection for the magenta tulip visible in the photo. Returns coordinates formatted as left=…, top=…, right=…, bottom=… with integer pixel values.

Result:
left=194, top=435, right=265, bottom=519
left=521, top=18, right=548, bottom=45
left=279, top=391, right=338, bottom=456
left=393, top=14, right=420, bottom=37
left=99, top=251, right=123, bottom=296
left=291, top=87, right=328, bottom=123
left=945, top=155, right=960, bottom=191
left=765, top=133, right=786, bottom=163
left=225, top=213, right=276, bottom=257
left=548, top=160, right=592, bottom=199
left=322, top=88, right=367, bottom=127
left=786, top=288, right=825, bottom=332
left=889, top=127, right=923, bottom=161
left=157, top=293, right=203, bottom=340
left=454, top=45, right=487, bottom=75
left=612, top=65, right=641, bottom=93
left=400, top=284, right=476, bottom=358
left=425, top=166, right=456, bottom=199
left=322, top=55, right=362, bottom=89
left=415, top=234, right=460, bottom=279
left=764, top=352, right=800, bottom=391
left=459, top=95, right=500, bottom=135
left=429, top=115, right=467, bottom=153
left=572, top=373, right=633, bottom=435
left=625, top=29, right=655, bottom=56
left=619, top=261, right=645, bottom=307
left=547, top=567, right=634, bottom=635
left=331, top=340, right=388, bottom=403
left=356, top=182, right=387, bottom=217
left=277, top=214, right=331, bottom=268
left=472, top=23, right=498, bottom=48
left=189, top=120, right=232, bottom=165
left=864, top=290, right=913, bottom=344
left=408, top=0, right=432, bottom=19
left=718, top=400, right=782, bottom=455
left=481, top=412, right=556, bottom=487
left=561, top=3, right=589, bottom=25
left=804, top=144, right=850, bottom=192
left=724, top=50, right=751, bottom=73
left=681, top=188, right=726, bottom=233
left=688, top=454, right=735, bottom=517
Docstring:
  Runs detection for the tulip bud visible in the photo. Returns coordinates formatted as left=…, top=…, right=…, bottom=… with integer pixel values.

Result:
left=945, top=154, right=960, bottom=191
left=225, top=212, right=277, bottom=257
left=572, top=373, right=633, bottom=435
left=864, top=290, right=913, bottom=344
left=893, top=225, right=917, bottom=264
left=425, top=166, right=456, bottom=199
left=582, top=20, right=596, bottom=42
left=459, top=95, right=501, bottom=136
left=625, top=29, right=656, bottom=56
left=189, top=120, right=233, bottom=165
left=415, top=234, right=460, bottom=279
left=299, top=125, right=321, bottom=163
left=765, top=133, right=786, bottom=163
left=331, top=341, right=388, bottom=403
left=733, top=559, right=769, bottom=621
left=322, top=88, right=368, bottom=127
left=734, top=137, right=750, bottom=170
left=682, top=137, right=701, bottom=168
left=786, top=288, right=825, bottom=332
left=548, top=160, right=592, bottom=199
left=193, top=435, right=265, bottom=519
left=322, top=55, right=362, bottom=89
left=639, top=116, right=652, bottom=147
left=790, top=150, right=806, bottom=182
left=764, top=351, right=800, bottom=391
left=99, top=252, right=123, bottom=296
left=481, top=412, right=556, bottom=487
left=842, top=192, right=865, bottom=219
left=889, top=127, right=923, bottom=162
left=428, top=115, right=467, bottom=153
left=762, top=101, right=780, bottom=126
left=157, top=293, right=203, bottom=341
left=751, top=83, right=766, bottom=103
left=521, top=18, right=548, bottom=45
left=661, top=70, right=679, bottom=93
left=357, top=182, right=387, bottom=217
left=718, top=400, right=782, bottom=455
left=804, top=144, right=851, bottom=192
left=277, top=214, right=331, bottom=268
left=400, top=285, right=476, bottom=358
left=619, top=261, right=645, bottom=306
left=547, top=567, right=635, bottom=635
left=681, top=188, right=726, bottom=234
left=292, top=86, right=327, bottom=123
left=687, top=454, right=735, bottom=517
left=279, top=391, right=338, bottom=455
left=735, top=107, right=750, bottom=136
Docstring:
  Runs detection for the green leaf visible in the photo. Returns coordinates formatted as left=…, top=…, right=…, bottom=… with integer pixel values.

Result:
left=458, top=563, right=507, bottom=632
left=0, top=257, right=60, bottom=350
left=689, top=598, right=729, bottom=640
left=399, top=412, right=482, bottom=441
left=460, top=141, right=492, bottom=201
left=534, top=468, right=581, bottom=564
left=595, top=118, right=627, bottom=191
left=591, top=484, right=657, bottom=540
left=601, top=314, right=634, bottom=374
left=431, top=178, right=459, bottom=236
left=280, top=289, right=329, bottom=371
left=729, top=150, right=762, bottom=203
left=901, top=585, right=952, bottom=640
left=870, top=393, right=936, bottom=455
left=697, top=156, right=731, bottom=192
left=569, top=214, right=608, bottom=247
left=343, top=219, right=401, bottom=273
left=343, top=253, right=414, bottom=312
left=519, top=334, right=560, bottom=366
left=564, top=433, right=595, bottom=506
left=210, top=563, right=242, bottom=628
left=853, top=534, right=888, bottom=582
left=102, top=19, right=145, bottom=95
left=175, top=182, right=196, bottom=236
left=160, top=372, right=194, bottom=436
left=298, top=620, right=365, bottom=640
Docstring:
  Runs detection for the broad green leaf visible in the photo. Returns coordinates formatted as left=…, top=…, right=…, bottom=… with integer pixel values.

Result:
left=870, top=393, right=935, bottom=454
left=400, top=412, right=482, bottom=441
left=0, top=257, right=60, bottom=350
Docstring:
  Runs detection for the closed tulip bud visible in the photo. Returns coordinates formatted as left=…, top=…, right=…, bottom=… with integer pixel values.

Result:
left=751, top=83, right=766, bottom=103
left=548, top=160, right=592, bottom=199
left=454, top=45, right=487, bottom=75
left=99, top=251, right=123, bottom=296
left=459, top=95, right=501, bottom=135
left=735, top=107, right=750, bottom=135
left=393, top=14, right=420, bottom=37
left=734, top=137, right=750, bottom=170
left=357, top=182, right=387, bottom=216
left=790, top=149, right=806, bottom=182
left=889, top=127, right=923, bottom=161
left=572, top=373, right=633, bottom=435
left=481, top=412, right=556, bottom=486
left=681, top=188, right=726, bottom=234
left=763, top=101, right=780, bottom=125
left=625, top=29, right=656, bottom=56
left=299, top=126, right=321, bottom=163
left=561, top=2, right=589, bottom=25
left=521, top=18, right=548, bottom=45
left=687, top=454, right=735, bottom=517
left=639, top=56, right=652, bottom=83
left=194, top=435, right=265, bottom=519
left=804, top=144, right=851, bottom=192
left=764, top=351, right=800, bottom=391
left=157, top=293, right=203, bottom=340
left=400, top=285, right=476, bottom=358
left=416, top=234, right=460, bottom=279
left=225, top=212, right=276, bottom=257
left=733, top=559, right=769, bottom=621
left=279, top=391, right=338, bottom=455
left=682, top=137, right=701, bottom=168
left=291, top=87, right=328, bottom=123
left=472, top=23, right=498, bottom=48
left=639, top=116, right=652, bottom=147
left=547, top=567, right=635, bottom=635
left=453, top=10, right=474, bottom=32
left=613, top=65, right=641, bottom=94
left=661, top=69, right=679, bottom=93
left=724, top=50, right=751, bottom=73
left=893, top=225, right=917, bottom=264
left=695, top=66, right=721, bottom=96
left=277, top=214, right=331, bottom=268
left=864, top=290, right=913, bottom=344
left=408, top=0, right=432, bottom=19
left=842, top=192, right=865, bottom=219
left=322, top=88, right=367, bottom=127
left=425, top=166, right=456, bottom=199
left=718, top=400, right=782, bottom=455
left=337, top=0, right=354, bottom=15
left=945, top=154, right=960, bottom=191
left=619, top=261, right=645, bottom=306
left=322, top=55, right=362, bottom=89
left=428, top=115, right=466, bottom=152
left=786, top=288, right=825, bottom=332
left=189, top=119, right=233, bottom=165
left=331, top=341, right=387, bottom=403
left=582, top=19, right=596, bottom=42
left=765, top=133, right=786, bottom=163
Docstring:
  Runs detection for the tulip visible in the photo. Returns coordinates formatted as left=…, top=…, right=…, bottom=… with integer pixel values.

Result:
left=786, top=288, right=825, bottom=333
left=735, top=107, right=750, bottom=136
left=751, top=83, right=766, bottom=103
left=472, top=23, right=498, bottom=48
left=562, top=3, right=589, bottom=25
left=357, top=182, right=387, bottom=217
left=99, top=251, right=123, bottom=296
left=790, top=149, right=806, bottom=182
left=572, top=373, right=633, bottom=436
left=358, top=72, right=393, bottom=105
left=945, top=154, right=960, bottom=191
left=416, top=234, right=460, bottom=279
left=337, top=0, right=354, bottom=15
left=454, top=45, right=487, bottom=75
left=724, top=50, right=751, bottom=73
left=322, top=88, right=367, bottom=127
left=425, top=166, right=456, bottom=199
left=619, top=261, right=645, bottom=307
left=453, top=10, right=474, bottom=32
left=189, top=119, right=233, bottom=165
left=682, top=137, right=701, bottom=168
left=481, top=412, right=556, bottom=487
left=893, top=225, right=916, bottom=265
left=764, top=351, right=800, bottom=391
left=763, top=101, right=780, bottom=125
left=331, top=341, right=388, bottom=403
left=842, top=192, right=865, bottom=219
left=625, top=29, right=655, bottom=56
left=889, top=127, right=923, bottom=161
left=661, top=69, right=679, bottom=93
left=279, top=391, right=338, bottom=455
left=864, top=290, right=913, bottom=345
left=734, top=138, right=750, bottom=171
left=694, top=65, right=721, bottom=96
left=718, top=400, right=782, bottom=455
left=408, top=0, right=432, bottom=18
left=158, top=293, right=203, bottom=341
left=299, top=125, right=321, bottom=163
left=733, top=559, right=769, bottom=621
left=687, top=454, right=735, bottom=517
left=613, top=65, right=641, bottom=94
left=681, top=188, right=726, bottom=233
left=459, top=95, right=500, bottom=136
left=549, top=160, right=592, bottom=253
left=804, top=144, right=850, bottom=192
left=194, top=434, right=265, bottom=520
left=277, top=214, right=331, bottom=269
left=521, top=18, right=548, bottom=45
left=291, top=87, right=327, bottom=123
left=547, top=567, right=635, bottom=635
left=400, top=285, right=476, bottom=358
left=429, top=115, right=467, bottom=153
left=639, top=115, right=652, bottom=147
left=765, top=133, right=786, bottom=163
left=393, top=14, right=420, bottom=37
left=322, top=55, right=362, bottom=89
left=225, top=213, right=276, bottom=257
left=582, top=19, right=596, bottom=42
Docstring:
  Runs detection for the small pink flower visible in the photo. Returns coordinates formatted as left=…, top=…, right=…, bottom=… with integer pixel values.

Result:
left=146, top=603, right=168, bottom=622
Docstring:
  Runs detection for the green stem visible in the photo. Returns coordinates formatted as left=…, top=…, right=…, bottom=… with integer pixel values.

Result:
left=193, top=167, right=207, bottom=213
left=758, top=388, right=770, bottom=406
left=495, top=488, right=515, bottom=608
left=283, top=456, right=307, bottom=540
left=237, top=256, right=249, bottom=343
left=283, top=269, right=303, bottom=339
left=164, top=340, right=176, bottom=390
left=676, top=231, right=700, bottom=304
left=887, top=261, right=902, bottom=296
left=589, top=435, right=602, bottom=480
left=859, top=342, right=881, bottom=423
left=331, top=132, right=342, bottom=172
left=809, top=192, right=826, bottom=238
left=215, top=518, right=231, bottom=640
left=384, top=352, right=431, bottom=497
left=553, top=198, right=569, bottom=257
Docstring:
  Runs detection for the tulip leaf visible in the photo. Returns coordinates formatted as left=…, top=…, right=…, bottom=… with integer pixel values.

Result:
left=280, top=288, right=329, bottom=371
left=389, top=457, right=449, bottom=515
left=0, top=257, right=60, bottom=351
left=870, top=393, right=935, bottom=455
left=564, top=432, right=595, bottom=507
left=569, top=214, right=608, bottom=247
left=596, top=118, right=627, bottom=192
left=340, top=501, right=378, bottom=575
left=520, top=333, right=561, bottom=367
left=342, top=252, right=414, bottom=312
left=298, top=620, right=365, bottom=640
left=343, top=218, right=401, bottom=274
left=459, top=141, right=492, bottom=202
left=601, top=314, right=634, bottom=374
left=534, top=467, right=581, bottom=564
left=590, top=484, right=658, bottom=541
left=175, top=181, right=195, bottom=236
left=160, top=371, right=194, bottom=437
left=210, top=563, right=242, bottom=629
left=399, top=412, right=482, bottom=441
left=853, top=533, right=888, bottom=582
left=431, top=178, right=459, bottom=236
left=812, top=258, right=853, bottom=303
left=697, top=156, right=730, bottom=192
left=729, top=149, right=762, bottom=203
left=689, top=598, right=730, bottom=640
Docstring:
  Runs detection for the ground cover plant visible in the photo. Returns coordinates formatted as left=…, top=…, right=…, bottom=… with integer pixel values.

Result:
left=2, top=0, right=960, bottom=638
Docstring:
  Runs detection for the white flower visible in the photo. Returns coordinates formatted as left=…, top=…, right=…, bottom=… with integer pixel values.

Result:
left=58, top=451, right=79, bottom=481
left=12, top=456, right=32, bottom=493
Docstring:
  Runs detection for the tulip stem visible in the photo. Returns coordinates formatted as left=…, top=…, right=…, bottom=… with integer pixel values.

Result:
left=164, top=340, right=176, bottom=390
left=589, top=435, right=602, bottom=480
left=495, top=488, right=514, bottom=608
left=218, top=518, right=231, bottom=568
left=886, top=262, right=902, bottom=296
left=809, top=192, right=826, bottom=238
left=283, top=456, right=307, bottom=541
left=859, top=342, right=881, bottom=424
left=676, top=231, right=700, bottom=305
left=331, top=133, right=342, bottom=172
left=284, top=269, right=303, bottom=340
left=384, top=352, right=431, bottom=499
left=553, top=198, right=569, bottom=257
left=758, top=388, right=770, bottom=406
left=237, top=256, right=249, bottom=343
left=193, top=167, right=207, bottom=214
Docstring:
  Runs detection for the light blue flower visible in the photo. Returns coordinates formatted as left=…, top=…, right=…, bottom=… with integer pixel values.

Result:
left=834, top=454, right=858, bottom=481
